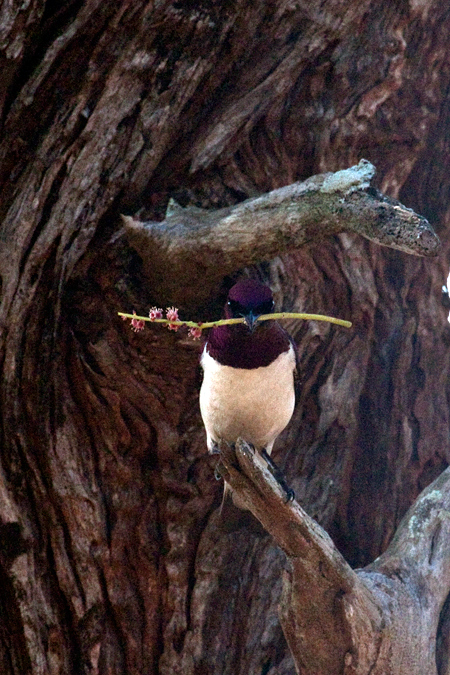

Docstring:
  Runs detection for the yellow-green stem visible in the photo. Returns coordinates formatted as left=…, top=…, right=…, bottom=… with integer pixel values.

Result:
left=118, top=312, right=352, bottom=329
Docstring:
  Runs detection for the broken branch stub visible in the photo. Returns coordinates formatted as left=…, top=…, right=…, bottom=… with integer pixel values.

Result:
left=123, top=159, right=440, bottom=305
left=218, top=440, right=450, bottom=675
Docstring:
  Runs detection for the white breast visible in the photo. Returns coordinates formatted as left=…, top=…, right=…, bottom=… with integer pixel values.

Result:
left=200, top=344, right=296, bottom=454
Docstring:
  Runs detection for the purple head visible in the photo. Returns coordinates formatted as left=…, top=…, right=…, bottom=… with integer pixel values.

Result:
left=225, top=279, right=275, bottom=330
left=206, top=279, right=288, bottom=367
left=206, top=279, right=291, bottom=369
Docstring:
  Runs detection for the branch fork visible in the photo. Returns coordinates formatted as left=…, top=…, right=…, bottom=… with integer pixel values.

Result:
left=217, top=440, right=450, bottom=675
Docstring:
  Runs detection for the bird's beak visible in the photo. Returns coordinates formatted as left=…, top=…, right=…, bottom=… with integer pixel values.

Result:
left=243, top=311, right=260, bottom=332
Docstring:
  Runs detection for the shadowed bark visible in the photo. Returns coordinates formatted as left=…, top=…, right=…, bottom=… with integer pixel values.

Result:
left=1, top=1, right=450, bottom=675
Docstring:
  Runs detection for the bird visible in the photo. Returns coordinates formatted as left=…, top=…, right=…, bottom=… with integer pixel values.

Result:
left=199, top=278, right=297, bottom=506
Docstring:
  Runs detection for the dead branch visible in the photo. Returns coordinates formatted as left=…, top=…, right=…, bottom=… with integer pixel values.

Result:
left=123, top=160, right=440, bottom=305
left=217, top=440, right=450, bottom=675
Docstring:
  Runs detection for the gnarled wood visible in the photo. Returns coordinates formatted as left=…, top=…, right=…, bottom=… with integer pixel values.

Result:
left=123, top=160, right=440, bottom=305
left=218, top=440, right=450, bottom=675
left=1, top=1, right=450, bottom=674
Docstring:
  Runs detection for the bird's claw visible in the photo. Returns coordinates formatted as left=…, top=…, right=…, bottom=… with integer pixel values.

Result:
left=284, top=488, right=295, bottom=503
left=261, top=448, right=295, bottom=503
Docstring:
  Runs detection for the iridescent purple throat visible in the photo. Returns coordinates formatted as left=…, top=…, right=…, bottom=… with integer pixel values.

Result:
left=206, top=322, right=291, bottom=369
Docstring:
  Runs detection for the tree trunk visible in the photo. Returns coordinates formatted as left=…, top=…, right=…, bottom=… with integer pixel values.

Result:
left=1, top=2, right=450, bottom=674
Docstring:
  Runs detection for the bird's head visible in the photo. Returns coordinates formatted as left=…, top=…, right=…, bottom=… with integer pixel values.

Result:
left=225, top=279, right=275, bottom=331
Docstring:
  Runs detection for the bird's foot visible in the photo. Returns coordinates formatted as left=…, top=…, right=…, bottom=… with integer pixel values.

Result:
left=260, top=448, right=295, bottom=503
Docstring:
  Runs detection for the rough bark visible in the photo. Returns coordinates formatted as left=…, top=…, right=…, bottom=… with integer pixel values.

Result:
left=1, top=2, right=450, bottom=675
left=218, top=439, right=450, bottom=674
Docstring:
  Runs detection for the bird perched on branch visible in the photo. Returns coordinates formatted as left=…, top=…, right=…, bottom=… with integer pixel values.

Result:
left=200, top=278, right=297, bottom=505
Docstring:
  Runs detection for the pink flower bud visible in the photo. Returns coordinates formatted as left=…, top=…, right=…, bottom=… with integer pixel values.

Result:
left=149, top=307, right=164, bottom=320
left=166, top=307, right=179, bottom=322
left=131, top=311, right=145, bottom=333
left=165, top=306, right=180, bottom=331
left=188, top=326, right=202, bottom=340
